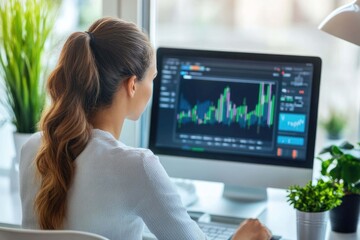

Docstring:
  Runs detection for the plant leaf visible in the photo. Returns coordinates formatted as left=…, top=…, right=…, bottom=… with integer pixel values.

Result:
left=331, top=146, right=343, bottom=156
left=319, top=145, right=333, bottom=155
left=342, top=161, right=360, bottom=185
left=339, top=141, right=354, bottom=150
left=321, top=159, right=333, bottom=176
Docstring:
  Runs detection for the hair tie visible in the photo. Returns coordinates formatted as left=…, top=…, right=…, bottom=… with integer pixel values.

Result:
left=85, top=31, right=95, bottom=44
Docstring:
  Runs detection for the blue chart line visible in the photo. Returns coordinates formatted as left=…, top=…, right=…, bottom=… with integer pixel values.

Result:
left=278, top=113, right=306, bottom=132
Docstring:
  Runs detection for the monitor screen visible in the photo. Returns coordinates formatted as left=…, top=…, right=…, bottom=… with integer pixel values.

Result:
left=149, top=48, right=321, bottom=169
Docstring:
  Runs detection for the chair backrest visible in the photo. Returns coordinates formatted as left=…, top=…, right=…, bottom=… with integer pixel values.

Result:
left=0, top=226, right=110, bottom=240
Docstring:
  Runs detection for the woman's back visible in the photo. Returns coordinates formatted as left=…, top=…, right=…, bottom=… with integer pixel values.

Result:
left=20, top=129, right=205, bottom=240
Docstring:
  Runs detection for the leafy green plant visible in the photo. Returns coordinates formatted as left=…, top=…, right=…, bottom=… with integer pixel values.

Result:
left=320, top=110, right=346, bottom=139
left=287, top=179, right=344, bottom=212
left=0, top=0, right=58, bottom=133
left=318, top=142, right=360, bottom=194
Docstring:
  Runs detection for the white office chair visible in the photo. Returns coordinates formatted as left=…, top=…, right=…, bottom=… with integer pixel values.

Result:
left=0, top=225, right=110, bottom=240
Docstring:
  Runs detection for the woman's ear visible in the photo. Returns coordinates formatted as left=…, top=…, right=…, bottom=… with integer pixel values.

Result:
left=124, top=75, right=137, bottom=97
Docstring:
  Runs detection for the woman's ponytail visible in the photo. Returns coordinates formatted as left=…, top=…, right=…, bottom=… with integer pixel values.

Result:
left=35, top=31, right=99, bottom=229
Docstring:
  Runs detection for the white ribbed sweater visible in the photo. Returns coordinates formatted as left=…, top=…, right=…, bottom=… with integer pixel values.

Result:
left=19, top=129, right=205, bottom=240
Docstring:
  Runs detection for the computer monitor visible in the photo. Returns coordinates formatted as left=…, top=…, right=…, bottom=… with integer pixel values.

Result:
left=149, top=47, right=321, bottom=218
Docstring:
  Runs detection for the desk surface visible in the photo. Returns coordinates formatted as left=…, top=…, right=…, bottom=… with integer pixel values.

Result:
left=189, top=181, right=360, bottom=240
left=1, top=177, right=359, bottom=240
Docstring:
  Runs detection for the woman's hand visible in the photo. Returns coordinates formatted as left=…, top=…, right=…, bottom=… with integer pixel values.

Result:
left=231, top=219, right=272, bottom=240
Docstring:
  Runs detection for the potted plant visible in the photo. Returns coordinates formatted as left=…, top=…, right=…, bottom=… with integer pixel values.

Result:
left=320, top=109, right=346, bottom=140
left=318, top=142, right=360, bottom=233
left=287, top=179, right=344, bottom=240
left=0, top=0, right=58, bottom=191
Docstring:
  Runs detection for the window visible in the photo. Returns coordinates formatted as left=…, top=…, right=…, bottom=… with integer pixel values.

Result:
left=155, top=0, right=360, bottom=150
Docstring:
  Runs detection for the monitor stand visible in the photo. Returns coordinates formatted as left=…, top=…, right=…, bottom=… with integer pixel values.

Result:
left=175, top=180, right=268, bottom=219
left=223, top=185, right=268, bottom=201
left=220, top=185, right=268, bottom=218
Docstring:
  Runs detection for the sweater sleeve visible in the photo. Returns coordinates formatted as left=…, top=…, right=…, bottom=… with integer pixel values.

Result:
left=135, top=151, right=206, bottom=240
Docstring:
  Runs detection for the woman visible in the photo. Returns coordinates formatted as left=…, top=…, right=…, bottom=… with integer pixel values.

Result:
left=19, top=17, right=271, bottom=240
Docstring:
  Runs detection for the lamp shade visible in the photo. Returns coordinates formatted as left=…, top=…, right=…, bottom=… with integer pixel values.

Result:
left=319, top=0, right=360, bottom=46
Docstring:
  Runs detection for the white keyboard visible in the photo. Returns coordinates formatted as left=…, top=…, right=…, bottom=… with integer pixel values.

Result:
left=143, top=211, right=282, bottom=240
left=142, top=221, right=237, bottom=240
left=197, top=221, right=237, bottom=240
left=143, top=211, right=241, bottom=240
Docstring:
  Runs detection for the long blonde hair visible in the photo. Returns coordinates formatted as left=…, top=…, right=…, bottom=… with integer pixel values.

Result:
left=34, top=17, right=152, bottom=229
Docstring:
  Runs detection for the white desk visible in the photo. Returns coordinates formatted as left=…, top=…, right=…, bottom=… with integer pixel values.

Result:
left=1, top=177, right=359, bottom=240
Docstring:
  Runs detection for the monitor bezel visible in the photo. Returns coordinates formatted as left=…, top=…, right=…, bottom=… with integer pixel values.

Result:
left=149, top=47, right=322, bottom=169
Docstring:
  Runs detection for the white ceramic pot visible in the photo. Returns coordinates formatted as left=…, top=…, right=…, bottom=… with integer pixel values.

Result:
left=10, top=132, right=32, bottom=192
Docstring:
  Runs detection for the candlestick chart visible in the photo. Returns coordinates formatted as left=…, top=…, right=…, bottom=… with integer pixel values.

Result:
left=175, top=79, right=276, bottom=140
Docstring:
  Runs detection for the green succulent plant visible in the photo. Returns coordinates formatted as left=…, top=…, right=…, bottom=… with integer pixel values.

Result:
left=287, top=179, right=344, bottom=212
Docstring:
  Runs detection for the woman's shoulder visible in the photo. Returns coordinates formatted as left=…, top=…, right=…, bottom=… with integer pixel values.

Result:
left=89, top=129, right=159, bottom=166
left=21, top=132, right=42, bottom=154
left=20, top=132, right=42, bottom=168
left=108, top=144, right=159, bottom=168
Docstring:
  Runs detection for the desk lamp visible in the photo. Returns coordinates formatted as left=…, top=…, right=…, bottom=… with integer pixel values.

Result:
left=319, top=0, right=360, bottom=46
